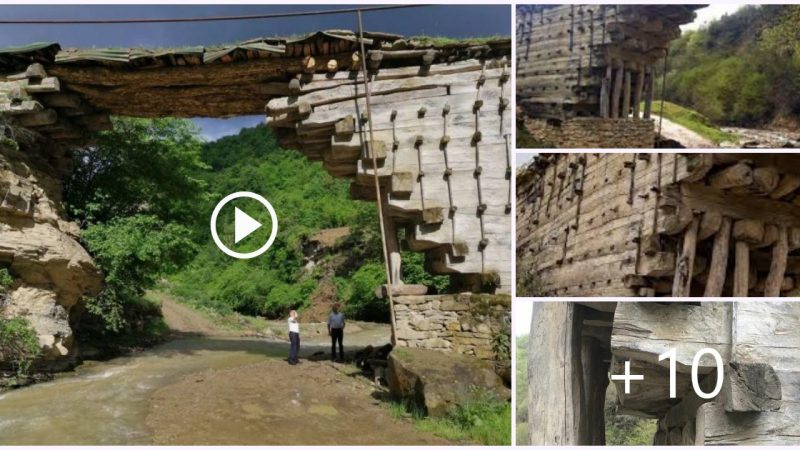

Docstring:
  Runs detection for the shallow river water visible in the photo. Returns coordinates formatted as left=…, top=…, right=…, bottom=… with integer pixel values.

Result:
left=0, top=338, right=289, bottom=445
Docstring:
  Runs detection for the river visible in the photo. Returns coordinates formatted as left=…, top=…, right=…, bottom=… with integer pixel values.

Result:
left=0, top=338, right=284, bottom=444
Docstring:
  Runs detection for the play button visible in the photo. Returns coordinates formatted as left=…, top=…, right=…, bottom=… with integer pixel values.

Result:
left=234, top=207, right=262, bottom=243
left=210, top=191, right=278, bottom=259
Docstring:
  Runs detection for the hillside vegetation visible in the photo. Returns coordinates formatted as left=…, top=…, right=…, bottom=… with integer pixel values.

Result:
left=663, top=5, right=800, bottom=128
left=65, top=119, right=450, bottom=343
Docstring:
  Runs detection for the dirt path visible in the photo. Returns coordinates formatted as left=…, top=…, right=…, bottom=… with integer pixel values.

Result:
left=156, top=293, right=232, bottom=337
left=141, top=293, right=436, bottom=445
left=146, top=359, right=451, bottom=445
left=651, top=115, right=716, bottom=148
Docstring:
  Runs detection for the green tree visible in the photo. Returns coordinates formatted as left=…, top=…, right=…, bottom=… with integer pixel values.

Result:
left=80, top=215, right=197, bottom=332
left=64, top=117, right=208, bottom=227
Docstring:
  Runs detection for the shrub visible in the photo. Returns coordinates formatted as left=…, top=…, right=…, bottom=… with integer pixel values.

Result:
left=80, top=215, right=197, bottom=333
left=0, top=268, right=12, bottom=292
left=0, top=317, right=41, bottom=377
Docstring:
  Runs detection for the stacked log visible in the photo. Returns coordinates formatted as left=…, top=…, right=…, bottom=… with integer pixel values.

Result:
left=266, top=55, right=512, bottom=292
left=516, top=5, right=701, bottom=121
left=517, top=153, right=800, bottom=297
left=1, top=63, right=111, bottom=148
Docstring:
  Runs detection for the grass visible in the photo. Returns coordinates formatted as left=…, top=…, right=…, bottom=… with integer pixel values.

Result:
left=647, top=100, right=738, bottom=144
left=387, top=393, right=511, bottom=446
left=516, top=122, right=551, bottom=149
left=408, top=35, right=507, bottom=46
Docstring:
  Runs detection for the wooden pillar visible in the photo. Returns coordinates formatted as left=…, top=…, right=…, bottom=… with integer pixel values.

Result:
left=622, top=70, right=631, bottom=118
left=528, top=302, right=586, bottom=445
left=381, top=191, right=402, bottom=284
left=643, top=66, right=654, bottom=119
left=764, top=225, right=789, bottom=297
left=633, top=69, right=644, bottom=119
left=704, top=216, right=732, bottom=297
left=600, top=65, right=611, bottom=118
left=733, top=241, right=750, bottom=297
left=611, top=61, right=624, bottom=119
left=672, top=215, right=700, bottom=297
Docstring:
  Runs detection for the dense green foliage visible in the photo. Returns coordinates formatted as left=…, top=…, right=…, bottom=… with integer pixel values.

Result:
left=168, top=124, right=449, bottom=321
left=605, top=385, right=658, bottom=445
left=0, top=268, right=12, bottom=291
left=80, top=215, right=197, bottom=333
left=66, top=117, right=451, bottom=336
left=0, top=317, right=41, bottom=377
left=65, top=117, right=208, bottom=226
left=663, top=5, right=800, bottom=126
left=65, top=118, right=206, bottom=334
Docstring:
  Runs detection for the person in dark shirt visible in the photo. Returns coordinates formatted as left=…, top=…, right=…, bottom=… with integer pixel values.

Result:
left=328, top=304, right=345, bottom=362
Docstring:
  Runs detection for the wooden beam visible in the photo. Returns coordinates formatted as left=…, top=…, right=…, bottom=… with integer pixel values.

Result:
left=704, top=216, right=732, bottom=297
left=633, top=70, right=644, bottom=119
left=734, top=241, right=750, bottom=297
left=643, top=66, right=653, bottom=119
left=622, top=70, right=631, bottom=118
left=600, top=65, right=611, bottom=118
left=678, top=183, right=800, bottom=228
left=611, top=61, right=624, bottom=118
left=672, top=214, right=700, bottom=297
left=765, top=226, right=789, bottom=297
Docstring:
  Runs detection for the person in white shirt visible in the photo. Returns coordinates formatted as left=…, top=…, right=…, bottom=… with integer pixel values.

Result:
left=287, top=310, right=300, bottom=365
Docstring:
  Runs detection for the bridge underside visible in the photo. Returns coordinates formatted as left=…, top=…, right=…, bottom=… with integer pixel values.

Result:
left=1, top=31, right=513, bottom=293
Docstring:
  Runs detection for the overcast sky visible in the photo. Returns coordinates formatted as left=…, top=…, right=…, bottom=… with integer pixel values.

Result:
left=0, top=4, right=510, bottom=141
left=682, top=4, right=746, bottom=31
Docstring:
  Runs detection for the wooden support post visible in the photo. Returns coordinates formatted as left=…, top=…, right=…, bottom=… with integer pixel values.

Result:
left=704, top=216, right=732, bottom=297
left=600, top=65, right=611, bottom=118
left=765, top=225, right=789, bottom=297
left=633, top=70, right=644, bottom=119
left=622, top=70, right=631, bottom=119
left=643, top=66, right=654, bottom=119
left=672, top=215, right=700, bottom=297
left=611, top=61, right=624, bottom=119
left=734, top=241, right=750, bottom=297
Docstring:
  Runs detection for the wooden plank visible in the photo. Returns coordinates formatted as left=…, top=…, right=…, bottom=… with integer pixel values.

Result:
left=678, top=183, right=800, bottom=228
left=704, top=216, right=732, bottom=297
left=672, top=215, right=699, bottom=297
left=764, top=226, right=789, bottom=297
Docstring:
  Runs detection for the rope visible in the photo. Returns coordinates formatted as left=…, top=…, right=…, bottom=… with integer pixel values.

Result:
left=0, top=5, right=423, bottom=24
left=656, top=47, right=669, bottom=143
left=356, top=9, right=398, bottom=345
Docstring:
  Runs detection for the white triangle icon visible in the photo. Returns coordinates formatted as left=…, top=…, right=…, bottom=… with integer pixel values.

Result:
left=234, top=207, right=262, bottom=244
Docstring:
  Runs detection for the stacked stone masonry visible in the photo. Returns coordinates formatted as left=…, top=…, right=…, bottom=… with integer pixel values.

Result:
left=524, top=116, right=655, bottom=148
left=394, top=293, right=510, bottom=360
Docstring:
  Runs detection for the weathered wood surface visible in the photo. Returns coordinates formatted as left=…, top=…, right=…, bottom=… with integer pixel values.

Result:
left=518, top=153, right=800, bottom=297
left=517, top=4, right=700, bottom=119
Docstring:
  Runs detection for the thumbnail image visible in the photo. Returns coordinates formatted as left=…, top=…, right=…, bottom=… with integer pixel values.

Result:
left=516, top=300, right=800, bottom=445
left=516, top=4, right=800, bottom=148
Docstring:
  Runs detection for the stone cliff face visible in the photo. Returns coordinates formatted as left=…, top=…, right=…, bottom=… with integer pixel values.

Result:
left=0, top=137, right=102, bottom=364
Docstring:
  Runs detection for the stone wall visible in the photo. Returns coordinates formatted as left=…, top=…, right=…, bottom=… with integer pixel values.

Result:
left=393, top=293, right=510, bottom=360
left=0, top=137, right=102, bottom=366
left=524, top=117, right=655, bottom=148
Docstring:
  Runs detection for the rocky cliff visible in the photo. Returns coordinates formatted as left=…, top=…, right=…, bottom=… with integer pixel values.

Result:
left=0, top=136, right=102, bottom=366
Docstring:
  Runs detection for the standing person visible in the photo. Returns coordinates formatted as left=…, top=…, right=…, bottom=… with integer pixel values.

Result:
left=328, top=304, right=345, bottom=362
left=287, top=310, right=300, bottom=365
